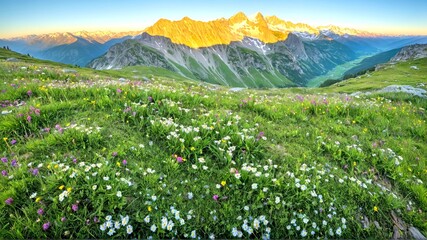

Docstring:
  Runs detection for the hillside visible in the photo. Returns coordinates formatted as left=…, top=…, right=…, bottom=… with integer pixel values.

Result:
left=325, top=56, right=427, bottom=93
left=0, top=49, right=426, bottom=239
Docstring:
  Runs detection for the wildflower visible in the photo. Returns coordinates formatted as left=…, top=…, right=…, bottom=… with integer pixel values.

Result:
left=31, top=168, right=39, bottom=176
left=42, top=222, right=50, bottom=231
left=126, top=225, right=133, bottom=234
left=301, top=229, right=308, bottom=237
left=221, top=181, right=226, bottom=187
left=251, top=183, right=258, bottom=190
left=107, top=228, right=115, bottom=236
left=144, top=215, right=150, bottom=223
left=300, top=185, right=307, bottom=191
left=116, top=191, right=122, bottom=198
left=374, top=206, right=378, bottom=212
left=106, top=220, right=113, bottom=229
left=1, top=170, right=7, bottom=176
left=5, top=197, right=13, bottom=205
left=35, top=197, right=42, bottom=202
left=187, top=192, right=194, bottom=200
left=121, top=215, right=129, bottom=226
left=72, top=204, right=78, bottom=212
left=106, top=185, right=112, bottom=190
left=212, top=195, right=219, bottom=201
left=161, top=217, right=168, bottom=229
left=148, top=206, right=152, bottom=212
left=253, top=219, right=260, bottom=230
left=336, top=227, right=342, bottom=236
left=30, top=192, right=37, bottom=198
left=92, top=185, right=97, bottom=190
left=166, top=220, right=174, bottom=231
left=191, top=230, right=197, bottom=238
left=37, top=208, right=44, bottom=215
left=176, top=156, right=183, bottom=163
left=1, top=157, right=7, bottom=163
left=100, top=223, right=107, bottom=231
left=26, top=115, right=31, bottom=123
left=114, top=221, right=121, bottom=229
left=61, top=217, right=67, bottom=222
left=10, top=159, right=17, bottom=167
left=10, top=139, right=17, bottom=145
left=112, top=152, right=118, bottom=157
left=122, top=159, right=127, bottom=165
left=150, top=224, right=157, bottom=232
left=106, top=215, right=112, bottom=221
left=232, top=227, right=239, bottom=237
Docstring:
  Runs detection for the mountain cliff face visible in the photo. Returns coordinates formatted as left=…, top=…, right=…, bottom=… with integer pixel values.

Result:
left=89, top=32, right=356, bottom=87
left=144, top=12, right=376, bottom=49
left=390, top=44, right=427, bottom=62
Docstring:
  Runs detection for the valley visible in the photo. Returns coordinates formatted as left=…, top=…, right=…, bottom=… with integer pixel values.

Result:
left=306, top=54, right=373, bottom=87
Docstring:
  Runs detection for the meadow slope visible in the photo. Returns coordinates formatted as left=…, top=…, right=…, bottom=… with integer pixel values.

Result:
left=0, top=50, right=426, bottom=239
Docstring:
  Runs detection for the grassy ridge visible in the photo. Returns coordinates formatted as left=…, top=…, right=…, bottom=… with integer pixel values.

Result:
left=0, top=49, right=426, bottom=238
left=323, top=57, right=427, bottom=93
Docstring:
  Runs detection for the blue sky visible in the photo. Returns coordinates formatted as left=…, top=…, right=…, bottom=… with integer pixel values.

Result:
left=1, top=0, right=426, bottom=38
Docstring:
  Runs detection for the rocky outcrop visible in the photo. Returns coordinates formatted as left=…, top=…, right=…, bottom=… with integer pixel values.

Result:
left=391, top=44, right=427, bottom=62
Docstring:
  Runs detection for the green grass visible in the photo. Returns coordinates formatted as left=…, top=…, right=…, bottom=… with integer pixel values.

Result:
left=307, top=55, right=373, bottom=87
left=323, top=58, right=427, bottom=93
left=0, top=49, right=426, bottom=239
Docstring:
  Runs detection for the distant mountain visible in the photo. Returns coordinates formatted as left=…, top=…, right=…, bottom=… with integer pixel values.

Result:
left=144, top=12, right=381, bottom=49
left=2, top=12, right=427, bottom=86
left=0, top=31, right=140, bottom=66
left=88, top=32, right=357, bottom=87
left=89, top=12, right=427, bottom=87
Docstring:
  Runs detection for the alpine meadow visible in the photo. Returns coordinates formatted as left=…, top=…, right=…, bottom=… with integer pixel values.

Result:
left=1, top=0, right=427, bottom=239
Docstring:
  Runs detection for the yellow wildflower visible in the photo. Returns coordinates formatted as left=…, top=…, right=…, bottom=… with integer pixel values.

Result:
left=221, top=181, right=226, bottom=187
left=374, top=206, right=378, bottom=212
left=35, top=197, right=42, bottom=202
left=116, top=162, right=121, bottom=167
left=148, top=206, right=152, bottom=212
left=59, top=185, right=65, bottom=190
left=67, top=187, right=72, bottom=193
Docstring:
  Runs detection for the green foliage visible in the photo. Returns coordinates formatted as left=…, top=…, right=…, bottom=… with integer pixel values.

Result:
left=0, top=56, right=426, bottom=239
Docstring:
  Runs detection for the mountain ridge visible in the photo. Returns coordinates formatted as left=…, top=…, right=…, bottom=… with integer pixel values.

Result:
left=88, top=32, right=356, bottom=87
left=144, top=12, right=384, bottom=48
left=2, top=12, right=386, bottom=50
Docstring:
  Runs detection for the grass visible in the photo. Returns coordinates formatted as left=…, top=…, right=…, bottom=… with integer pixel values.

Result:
left=322, top=57, right=427, bottom=93
left=0, top=49, right=426, bottom=239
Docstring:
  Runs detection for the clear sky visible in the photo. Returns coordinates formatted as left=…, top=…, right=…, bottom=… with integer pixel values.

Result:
left=1, top=0, right=426, bottom=38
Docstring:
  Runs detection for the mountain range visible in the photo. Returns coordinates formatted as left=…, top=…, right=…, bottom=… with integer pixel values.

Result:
left=2, top=12, right=427, bottom=87
left=0, top=31, right=140, bottom=66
